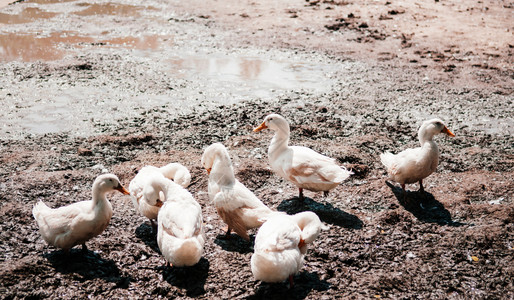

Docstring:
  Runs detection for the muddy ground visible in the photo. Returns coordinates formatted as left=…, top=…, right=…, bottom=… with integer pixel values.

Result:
left=0, top=0, right=513, bottom=299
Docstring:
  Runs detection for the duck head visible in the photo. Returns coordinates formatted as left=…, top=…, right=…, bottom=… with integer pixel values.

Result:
left=94, top=174, right=130, bottom=195
left=201, top=143, right=237, bottom=186
left=253, top=114, right=290, bottom=135
left=142, top=175, right=166, bottom=207
left=292, top=211, right=321, bottom=254
left=201, top=143, right=231, bottom=175
left=418, top=118, right=455, bottom=144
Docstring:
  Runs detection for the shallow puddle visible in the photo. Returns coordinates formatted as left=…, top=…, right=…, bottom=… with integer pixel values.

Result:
left=0, top=32, right=172, bottom=62
left=99, top=35, right=172, bottom=50
left=26, top=0, right=75, bottom=4
left=0, top=0, right=336, bottom=136
left=0, top=32, right=90, bottom=61
left=0, top=7, right=57, bottom=24
left=74, top=3, right=155, bottom=17
left=169, top=55, right=336, bottom=98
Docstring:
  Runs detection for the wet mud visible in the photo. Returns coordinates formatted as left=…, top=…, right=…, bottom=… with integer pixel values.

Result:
left=0, top=0, right=513, bottom=299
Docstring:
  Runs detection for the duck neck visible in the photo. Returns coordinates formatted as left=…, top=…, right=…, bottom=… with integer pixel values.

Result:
left=211, top=156, right=236, bottom=187
left=153, top=176, right=172, bottom=199
left=418, top=129, right=436, bottom=146
left=160, top=163, right=179, bottom=179
left=294, top=214, right=320, bottom=244
left=269, top=128, right=290, bottom=162
left=92, top=184, right=108, bottom=209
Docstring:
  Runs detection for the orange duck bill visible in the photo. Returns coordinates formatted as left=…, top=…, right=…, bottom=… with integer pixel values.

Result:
left=442, top=126, right=455, bottom=137
left=253, top=122, right=267, bottom=132
left=115, top=185, right=130, bottom=195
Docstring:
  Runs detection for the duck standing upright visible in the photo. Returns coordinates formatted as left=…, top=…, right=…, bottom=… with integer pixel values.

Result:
left=380, top=118, right=455, bottom=196
left=129, top=163, right=191, bottom=228
left=201, top=143, right=275, bottom=241
left=32, top=174, right=130, bottom=253
left=253, top=114, right=352, bottom=200
left=251, top=211, right=321, bottom=288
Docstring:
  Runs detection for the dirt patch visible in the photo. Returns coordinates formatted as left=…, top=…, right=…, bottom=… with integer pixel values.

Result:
left=0, top=0, right=513, bottom=299
left=1, top=97, right=513, bottom=298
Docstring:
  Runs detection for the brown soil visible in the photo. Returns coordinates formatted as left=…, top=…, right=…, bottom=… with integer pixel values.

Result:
left=0, top=0, right=513, bottom=299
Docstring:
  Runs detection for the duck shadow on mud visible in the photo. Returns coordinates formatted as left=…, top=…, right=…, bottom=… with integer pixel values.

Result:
left=214, top=233, right=255, bottom=254
left=44, top=250, right=131, bottom=288
left=386, top=181, right=464, bottom=226
left=248, top=271, right=330, bottom=300
left=135, top=222, right=161, bottom=253
left=277, top=197, right=363, bottom=229
left=158, top=257, right=210, bottom=297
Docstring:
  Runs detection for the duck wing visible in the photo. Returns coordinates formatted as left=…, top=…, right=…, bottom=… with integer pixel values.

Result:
left=288, top=146, right=350, bottom=184
left=160, top=200, right=203, bottom=239
left=33, top=200, right=94, bottom=248
left=381, top=147, right=422, bottom=176
left=216, top=205, right=250, bottom=241
left=255, top=215, right=300, bottom=252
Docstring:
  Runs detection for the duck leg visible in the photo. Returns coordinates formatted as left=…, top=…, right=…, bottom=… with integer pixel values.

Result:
left=298, top=188, right=304, bottom=201
left=225, top=227, right=232, bottom=238
left=288, top=274, right=294, bottom=289
left=418, top=179, right=429, bottom=207
left=418, top=180, right=424, bottom=193
left=219, top=226, right=232, bottom=239
left=81, top=243, right=88, bottom=253
left=401, top=183, right=407, bottom=203
left=150, top=219, right=158, bottom=233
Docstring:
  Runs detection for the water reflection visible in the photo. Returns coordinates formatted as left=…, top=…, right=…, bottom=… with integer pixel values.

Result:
left=101, top=35, right=171, bottom=50
left=0, top=32, right=172, bottom=62
left=0, top=7, right=57, bottom=24
left=0, top=32, right=86, bottom=61
left=74, top=3, right=156, bottom=17
left=26, top=0, right=75, bottom=4
left=170, top=55, right=332, bottom=92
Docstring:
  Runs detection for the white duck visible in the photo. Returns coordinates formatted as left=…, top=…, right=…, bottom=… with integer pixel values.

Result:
left=150, top=176, right=205, bottom=267
left=201, top=143, right=275, bottom=241
left=32, top=174, right=130, bottom=253
left=129, top=163, right=191, bottom=227
left=254, top=114, right=352, bottom=200
left=251, top=211, right=321, bottom=288
left=380, top=118, right=455, bottom=195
